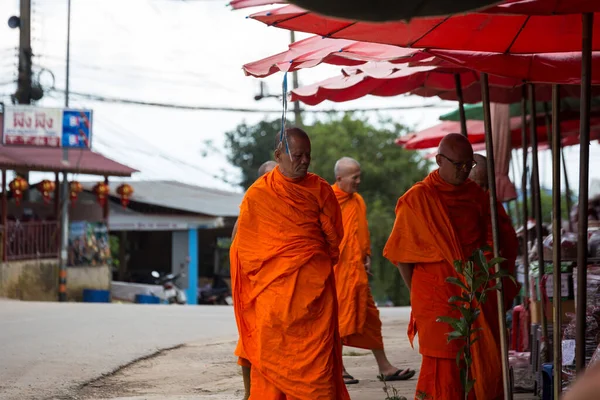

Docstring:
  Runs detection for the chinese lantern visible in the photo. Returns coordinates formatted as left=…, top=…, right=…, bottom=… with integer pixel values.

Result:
left=116, top=183, right=133, bottom=207
left=9, top=176, right=28, bottom=206
left=36, top=180, right=56, bottom=204
left=92, top=182, right=110, bottom=207
left=69, top=181, right=83, bottom=205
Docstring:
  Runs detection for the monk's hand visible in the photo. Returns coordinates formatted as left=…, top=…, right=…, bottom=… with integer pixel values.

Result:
left=364, top=256, right=372, bottom=276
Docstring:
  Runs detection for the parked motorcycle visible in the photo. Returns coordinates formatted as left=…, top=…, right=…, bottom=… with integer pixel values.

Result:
left=198, top=274, right=232, bottom=305
left=151, top=271, right=187, bottom=305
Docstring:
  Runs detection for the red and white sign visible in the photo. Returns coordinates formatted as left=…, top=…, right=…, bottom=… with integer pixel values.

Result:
left=3, top=106, right=62, bottom=147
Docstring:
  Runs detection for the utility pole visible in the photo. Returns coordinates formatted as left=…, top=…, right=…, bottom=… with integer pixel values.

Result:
left=289, top=31, right=302, bottom=126
left=58, top=0, right=72, bottom=302
left=15, top=0, right=32, bottom=193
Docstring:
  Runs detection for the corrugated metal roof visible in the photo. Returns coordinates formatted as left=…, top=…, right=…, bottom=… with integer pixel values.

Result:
left=0, top=145, right=137, bottom=177
left=107, top=200, right=223, bottom=231
left=82, top=180, right=244, bottom=217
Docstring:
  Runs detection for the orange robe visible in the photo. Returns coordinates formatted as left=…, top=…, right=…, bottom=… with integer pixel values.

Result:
left=231, top=166, right=350, bottom=400
left=384, top=170, right=503, bottom=400
left=332, top=184, right=383, bottom=350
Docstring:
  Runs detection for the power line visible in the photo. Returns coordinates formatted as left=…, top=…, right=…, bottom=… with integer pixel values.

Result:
left=51, top=88, right=451, bottom=113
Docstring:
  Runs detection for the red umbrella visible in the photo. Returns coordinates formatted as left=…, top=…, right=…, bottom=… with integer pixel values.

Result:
left=249, top=6, right=600, bottom=53
left=420, top=50, right=600, bottom=85
left=243, top=36, right=426, bottom=78
left=289, top=63, right=594, bottom=106
left=400, top=115, right=600, bottom=150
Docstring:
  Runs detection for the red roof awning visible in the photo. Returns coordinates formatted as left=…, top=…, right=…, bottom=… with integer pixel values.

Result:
left=0, top=145, right=138, bottom=177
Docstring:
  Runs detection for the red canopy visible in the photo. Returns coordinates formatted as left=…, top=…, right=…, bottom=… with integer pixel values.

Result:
left=421, top=50, right=600, bottom=85
left=400, top=116, right=600, bottom=150
left=243, top=36, right=425, bottom=78
left=249, top=6, right=600, bottom=53
left=233, top=0, right=600, bottom=14
left=289, top=63, right=593, bottom=105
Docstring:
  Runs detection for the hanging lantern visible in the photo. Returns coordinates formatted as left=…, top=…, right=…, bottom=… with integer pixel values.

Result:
left=116, top=183, right=133, bottom=207
left=36, top=179, right=56, bottom=204
left=69, top=181, right=83, bottom=206
left=9, top=176, right=29, bottom=206
left=92, top=182, right=110, bottom=207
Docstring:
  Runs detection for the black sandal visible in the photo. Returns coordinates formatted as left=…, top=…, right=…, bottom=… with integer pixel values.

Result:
left=382, top=369, right=416, bottom=381
left=343, top=373, right=359, bottom=385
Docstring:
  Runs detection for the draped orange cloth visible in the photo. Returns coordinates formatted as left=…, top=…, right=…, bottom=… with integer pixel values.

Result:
left=332, top=184, right=383, bottom=350
left=384, top=170, right=504, bottom=400
left=231, top=166, right=350, bottom=400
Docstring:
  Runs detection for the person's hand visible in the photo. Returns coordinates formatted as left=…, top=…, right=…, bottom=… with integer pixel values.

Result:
left=364, top=255, right=372, bottom=276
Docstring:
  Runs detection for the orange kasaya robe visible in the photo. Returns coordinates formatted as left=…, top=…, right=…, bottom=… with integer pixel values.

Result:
left=331, top=183, right=383, bottom=350
left=231, top=166, right=350, bottom=400
left=383, top=170, right=503, bottom=400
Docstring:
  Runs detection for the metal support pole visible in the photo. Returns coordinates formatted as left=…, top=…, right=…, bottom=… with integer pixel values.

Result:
left=529, top=84, right=549, bottom=347
left=289, top=31, right=302, bottom=126
left=576, top=12, right=593, bottom=374
left=455, top=73, right=467, bottom=137
left=2, top=170, right=7, bottom=262
left=551, top=84, right=562, bottom=399
left=59, top=172, right=68, bottom=302
left=481, top=73, right=512, bottom=400
left=562, top=147, right=574, bottom=232
left=521, top=87, right=530, bottom=307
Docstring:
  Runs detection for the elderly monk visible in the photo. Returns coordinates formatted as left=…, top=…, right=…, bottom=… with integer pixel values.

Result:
left=332, top=157, right=415, bottom=385
left=232, top=159, right=277, bottom=400
left=384, top=133, right=512, bottom=399
left=469, top=154, right=520, bottom=309
left=231, top=127, right=350, bottom=400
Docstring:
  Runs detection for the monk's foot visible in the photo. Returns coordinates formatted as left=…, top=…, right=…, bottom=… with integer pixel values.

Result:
left=379, top=368, right=416, bottom=381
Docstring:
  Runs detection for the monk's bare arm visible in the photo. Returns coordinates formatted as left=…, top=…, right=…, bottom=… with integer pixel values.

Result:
left=396, top=263, right=414, bottom=291
left=231, top=220, right=238, bottom=240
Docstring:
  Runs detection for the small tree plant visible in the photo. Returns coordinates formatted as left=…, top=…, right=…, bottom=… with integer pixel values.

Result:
left=377, top=374, right=407, bottom=400
left=436, top=247, right=515, bottom=400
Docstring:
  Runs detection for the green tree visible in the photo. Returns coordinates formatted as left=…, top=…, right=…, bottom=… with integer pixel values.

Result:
left=222, top=113, right=430, bottom=306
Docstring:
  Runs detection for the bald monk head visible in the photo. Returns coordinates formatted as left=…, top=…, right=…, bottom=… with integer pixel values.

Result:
left=274, top=127, right=311, bottom=180
left=258, top=160, right=277, bottom=177
left=469, top=154, right=489, bottom=191
left=436, top=133, right=477, bottom=186
left=334, top=157, right=361, bottom=194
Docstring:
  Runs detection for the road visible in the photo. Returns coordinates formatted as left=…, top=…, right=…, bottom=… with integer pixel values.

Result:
left=0, top=300, right=239, bottom=400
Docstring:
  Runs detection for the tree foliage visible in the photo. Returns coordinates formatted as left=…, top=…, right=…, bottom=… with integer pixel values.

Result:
left=223, top=113, right=430, bottom=305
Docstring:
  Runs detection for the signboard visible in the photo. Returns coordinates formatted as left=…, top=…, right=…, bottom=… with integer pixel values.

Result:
left=68, top=221, right=111, bottom=267
left=2, top=105, right=93, bottom=149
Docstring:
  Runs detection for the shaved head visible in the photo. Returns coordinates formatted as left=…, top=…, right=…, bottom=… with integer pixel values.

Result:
left=258, top=161, right=277, bottom=177
left=335, top=157, right=361, bottom=194
left=469, top=154, right=488, bottom=191
left=274, top=127, right=311, bottom=180
left=436, top=133, right=475, bottom=186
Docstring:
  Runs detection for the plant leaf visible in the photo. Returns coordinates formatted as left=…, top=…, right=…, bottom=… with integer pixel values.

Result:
left=465, top=379, right=476, bottom=394
left=474, top=249, right=488, bottom=271
left=488, top=257, right=506, bottom=267
left=446, top=277, right=469, bottom=292
left=449, top=295, right=470, bottom=304
left=447, top=331, right=464, bottom=343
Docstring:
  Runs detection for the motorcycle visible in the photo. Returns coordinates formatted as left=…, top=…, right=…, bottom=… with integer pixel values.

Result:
left=198, top=274, right=232, bottom=305
left=151, top=270, right=187, bottom=305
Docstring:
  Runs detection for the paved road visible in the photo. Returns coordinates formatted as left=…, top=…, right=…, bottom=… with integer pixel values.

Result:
left=0, top=300, right=239, bottom=400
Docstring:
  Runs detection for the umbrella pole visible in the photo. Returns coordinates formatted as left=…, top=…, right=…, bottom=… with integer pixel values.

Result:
left=562, top=147, right=574, bottom=232
left=521, top=86, right=530, bottom=309
left=481, top=72, right=512, bottom=400
left=511, top=154, right=521, bottom=225
left=551, top=84, right=563, bottom=400
left=529, top=83, right=549, bottom=353
left=576, top=12, right=593, bottom=374
left=454, top=73, right=467, bottom=137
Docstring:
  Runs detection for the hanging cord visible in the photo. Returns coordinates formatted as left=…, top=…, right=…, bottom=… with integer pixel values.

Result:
left=279, top=73, right=292, bottom=161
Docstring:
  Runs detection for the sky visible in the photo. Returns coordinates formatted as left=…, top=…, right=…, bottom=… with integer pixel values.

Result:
left=0, top=0, right=599, bottom=196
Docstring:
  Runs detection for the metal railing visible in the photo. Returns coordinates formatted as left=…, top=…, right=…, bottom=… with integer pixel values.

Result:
left=2, top=221, right=60, bottom=261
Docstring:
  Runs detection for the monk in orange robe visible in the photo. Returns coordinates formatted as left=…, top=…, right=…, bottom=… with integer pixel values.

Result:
left=231, top=159, right=277, bottom=400
left=332, top=157, right=415, bottom=385
left=231, top=127, right=350, bottom=400
left=384, top=133, right=514, bottom=400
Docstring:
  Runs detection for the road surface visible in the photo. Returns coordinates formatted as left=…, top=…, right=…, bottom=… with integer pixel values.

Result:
left=0, top=300, right=239, bottom=400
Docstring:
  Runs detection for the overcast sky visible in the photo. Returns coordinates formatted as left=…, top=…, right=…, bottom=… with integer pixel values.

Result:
left=0, top=0, right=598, bottom=196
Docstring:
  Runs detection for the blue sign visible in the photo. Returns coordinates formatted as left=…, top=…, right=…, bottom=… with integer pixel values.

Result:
left=61, top=109, right=93, bottom=149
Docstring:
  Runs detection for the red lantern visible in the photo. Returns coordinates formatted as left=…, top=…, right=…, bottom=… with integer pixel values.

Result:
left=92, top=182, right=110, bottom=207
left=69, top=181, right=83, bottom=205
left=9, top=176, right=28, bottom=206
left=116, top=183, right=133, bottom=207
left=36, top=179, right=56, bottom=204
